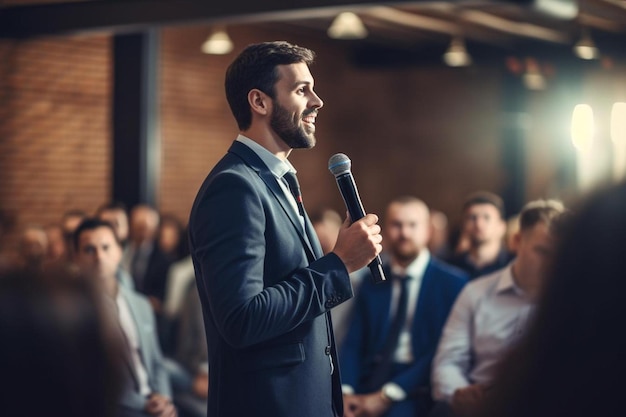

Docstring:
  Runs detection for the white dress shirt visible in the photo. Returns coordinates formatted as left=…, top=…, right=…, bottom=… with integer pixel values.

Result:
left=389, top=249, right=430, bottom=363
left=431, top=264, right=535, bottom=402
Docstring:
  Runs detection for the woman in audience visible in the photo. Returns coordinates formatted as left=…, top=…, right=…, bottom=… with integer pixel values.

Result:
left=481, top=183, right=626, bottom=417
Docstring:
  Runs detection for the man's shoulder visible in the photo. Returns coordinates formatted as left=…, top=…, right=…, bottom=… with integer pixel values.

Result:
left=461, top=267, right=505, bottom=298
left=428, top=257, right=470, bottom=283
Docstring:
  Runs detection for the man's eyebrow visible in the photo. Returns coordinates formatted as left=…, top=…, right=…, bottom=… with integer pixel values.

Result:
left=292, top=80, right=312, bottom=88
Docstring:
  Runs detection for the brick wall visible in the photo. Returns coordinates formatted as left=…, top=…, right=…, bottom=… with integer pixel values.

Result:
left=6, top=23, right=607, bottom=252
left=0, top=35, right=111, bottom=249
left=158, top=24, right=506, bottom=229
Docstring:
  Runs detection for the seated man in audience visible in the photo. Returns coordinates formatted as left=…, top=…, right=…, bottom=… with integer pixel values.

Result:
left=74, top=218, right=176, bottom=417
left=97, top=202, right=134, bottom=290
left=341, top=196, right=468, bottom=417
left=18, top=224, right=48, bottom=271
left=431, top=200, right=566, bottom=417
left=447, top=192, right=513, bottom=280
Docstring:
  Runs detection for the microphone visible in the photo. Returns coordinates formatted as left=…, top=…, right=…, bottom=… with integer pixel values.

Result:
left=328, top=153, right=386, bottom=284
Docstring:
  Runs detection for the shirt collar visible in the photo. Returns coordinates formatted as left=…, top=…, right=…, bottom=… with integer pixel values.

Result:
left=391, top=249, right=431, bottom=281
left=495, top=263, right=525, bottom=296
left=236, top=135, right=295, bottom=179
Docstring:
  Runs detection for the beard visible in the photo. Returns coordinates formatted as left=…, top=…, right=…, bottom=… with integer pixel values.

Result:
left=270, top=100, right=316, bottom=149
left=390, top=239, right=420, bottom=263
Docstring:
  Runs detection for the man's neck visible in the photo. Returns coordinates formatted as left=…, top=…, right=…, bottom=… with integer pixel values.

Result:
left=511, top=261, right=538, bottom=299
left=468, top=241, right=502, bottom=268
left=241, top=128, right=291, bottom=160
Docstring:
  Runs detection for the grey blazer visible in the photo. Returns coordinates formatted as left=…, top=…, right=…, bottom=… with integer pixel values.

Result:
left=117, top=284, right=172, bottom=412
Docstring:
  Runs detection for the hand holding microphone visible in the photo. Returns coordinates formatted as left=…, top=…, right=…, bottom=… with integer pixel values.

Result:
left=328, top=153, right=386, bottom=283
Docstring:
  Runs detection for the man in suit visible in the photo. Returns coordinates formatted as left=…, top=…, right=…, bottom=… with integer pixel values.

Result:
left=340, top=196, right=468, bottom=417
left=74, top=218, right=176, bottom=417
left=188, top=41, right=383, bottom=417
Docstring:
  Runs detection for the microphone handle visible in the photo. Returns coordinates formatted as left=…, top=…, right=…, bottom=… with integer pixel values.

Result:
left=335, top=173, right=386, bottom=283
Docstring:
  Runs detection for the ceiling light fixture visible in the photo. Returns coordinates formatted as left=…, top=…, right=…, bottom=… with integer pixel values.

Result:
left=573, top=28, right=599, bottom=60
left=327, top=12, right=368, bottom=39
left=443, top=36, right=472, bottom=67
left=201, top=27, right=234, bottom=55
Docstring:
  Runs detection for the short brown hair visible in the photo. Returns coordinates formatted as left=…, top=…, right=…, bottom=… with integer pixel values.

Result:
left=518, top=199, right=566, bottom=234
left=462, top=191, right=505, bottom=219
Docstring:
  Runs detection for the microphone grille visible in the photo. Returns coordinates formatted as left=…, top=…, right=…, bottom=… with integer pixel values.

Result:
left=328, top=153, right=352, bottom=177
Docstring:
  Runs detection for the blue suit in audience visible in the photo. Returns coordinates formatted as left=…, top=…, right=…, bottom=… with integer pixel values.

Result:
left=340, top=259, right=467, bottom=417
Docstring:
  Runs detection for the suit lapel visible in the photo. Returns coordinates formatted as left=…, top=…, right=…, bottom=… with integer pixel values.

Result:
left=412, top=260, right=433, bottom=334
left=229, top=141, right=318, bottom=261
left=119, top=285, right=149, bottom=359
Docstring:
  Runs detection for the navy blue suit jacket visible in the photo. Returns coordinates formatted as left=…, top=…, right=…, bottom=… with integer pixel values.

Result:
left=189, top=141, right=352, bottom=417
left=340, top=258, right=467, bottom=402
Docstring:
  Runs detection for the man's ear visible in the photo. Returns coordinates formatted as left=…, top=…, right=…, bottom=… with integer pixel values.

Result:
left=248, top=89, right=271, bottom=116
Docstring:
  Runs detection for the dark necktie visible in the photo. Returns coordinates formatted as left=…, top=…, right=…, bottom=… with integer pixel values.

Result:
left=283, top=171, right=306, bottom=217
left=365, top=274, right=411, bottom=391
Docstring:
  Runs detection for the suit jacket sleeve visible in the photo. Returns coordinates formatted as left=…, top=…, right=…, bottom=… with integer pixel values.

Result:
left=190, top=170, right=352, bottom=349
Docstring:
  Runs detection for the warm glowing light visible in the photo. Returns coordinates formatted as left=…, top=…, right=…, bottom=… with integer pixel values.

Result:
left=573, top=29, right=599, bottom=60
left=611, top=102, right=626, bottom=144
left=443, top=37, right=472, bottom=67
left=327, top=12, right=368, bottom=39
left=571, top=104, right=594, bottom=152
left=611, top=102, right=626, bottom=182
left=201, top=28, right=234, bottom=55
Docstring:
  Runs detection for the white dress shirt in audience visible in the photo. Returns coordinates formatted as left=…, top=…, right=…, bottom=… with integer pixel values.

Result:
left=432, top=264, right=535, bottom=402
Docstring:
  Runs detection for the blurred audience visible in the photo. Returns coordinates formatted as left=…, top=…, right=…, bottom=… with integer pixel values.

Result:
left=169, top=284, right=209, bottom=417
left=97, top=202, right=131, bottom=247
left=504, top=214, right=520, bottom=255
left=97, top=202, right=135, bottom=290
left=428, top=210, right=451, bottom=259
left=311, top=207, right=343, bottom=255
left=431, top=200, right=566, bottom=417
left=44, top=223, right=67, bottom=263
left=18, top=224, right=48, bottom=271
left=341, top=196, right=468, bottom=417
left=157, top=214, right=187, bottom=262
left=447, top=192, right=513, bottom=280
left=0, top=266, right=123, bottom=417
left=61, top=209, right=88, bottom=259
left=126, top=204, right=172, bottom=311
left=74, top=218, right=176, bottom=417
left=481, top=185, right=625, bottom=417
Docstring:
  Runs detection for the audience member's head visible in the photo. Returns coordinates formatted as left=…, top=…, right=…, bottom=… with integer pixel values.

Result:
left=509, top=199, right=566, bottom=299
left=0, top=267, right=122, bottom=417
left=129, top=204, right=160, bottom=247
left=73, top=218, right=123, bottom=288
left=481, top=186, right=626, bottom=417
left=96, top=201, right=130, bottom=245
left=311, top=208, right=342, bottom=255
left=19, top=225, right=48, bottom=270
left=428, top=209, right=449, bottom=257
left=384, top=196, right=430, bottom=267
left=157, top=214, right=185, bottom=260
left=62, top=209, right=88, bottom=256
left=461, top=191, right=507, bottom=251
left=44, top=223, right=67, bottom=262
